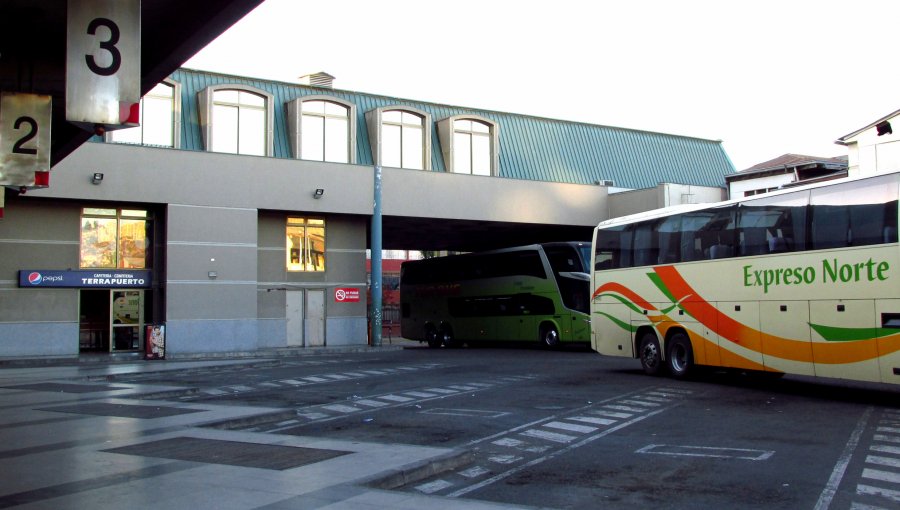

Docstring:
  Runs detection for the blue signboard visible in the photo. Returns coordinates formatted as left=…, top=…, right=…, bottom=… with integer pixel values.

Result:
left=19, top=269, right=151, bottom=288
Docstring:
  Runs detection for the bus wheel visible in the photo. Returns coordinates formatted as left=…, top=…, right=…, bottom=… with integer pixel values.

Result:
left=441, top=325, right=460, bottom=348
left=540, top=324, right=560, bottom=348
left=638, top=331, right=664, bottom=376
left=425, top=325, right=441, bottom=348
left=666, top=332, right=694, bottom=379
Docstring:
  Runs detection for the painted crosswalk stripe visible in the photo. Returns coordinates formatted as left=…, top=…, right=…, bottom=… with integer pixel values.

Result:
left=227, top=385, right=255, bottom=392
left=569, top=416, right=617, bottom=426
left=863, top=468, right=900, bottom=484
left=850, top=502, right=892, bottom=510
left=322, top=374, right=350, bottom=380
left=202, top=389, right=228, bottom=395
left=354, top=399, right=389, bottom=407
left=489, top=454, right=523, bottom=465
left=280, top=379, right=308, bottom=386
left=302, top=377, right=328, bottom=382
left=424, top=388, right=458, bottom=394
left=544, top=421, right=598, bottom=434
left=874, top=434, right=900, bottom=444
left=459, top=466, right=491, bottom=478
left=416, top=479, right=454, bottom=494
left=521, top=429, right=577, bottom=443
left=657, top=387, right=693, bottom=394
left=871, top=444, right=900, bottom=455
left=404, top=391, right=439, bottom=398
left=866, top=455, right=900, bottom=469
left=379, top=394, right=414, bottom=402
left=322, top=404, right=361, bottom=413
left=342, top=372, right=366, bottom=377
left=856, top=484, right=900, bottom=502
left=639, top=396, right=671, bottom=403
left=620, top=399, right=661, bottom=407
left=493, top=438, right=524, bottom=447
left=605, top=405, right=647, bottom=413
left=259, top=382, right=281, bottom=388
left=362, top=370, right=386, bottom=375
left=449, top=385, right=479, bottom=391
left=876, top=426, right=900, bottom=434
left=297, top=412, right=329, bottom=420
left=591, top=410, right=633, bottom=419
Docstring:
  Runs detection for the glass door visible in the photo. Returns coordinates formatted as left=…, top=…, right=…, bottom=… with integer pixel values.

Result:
left=112, top=290, right=143, bottom=351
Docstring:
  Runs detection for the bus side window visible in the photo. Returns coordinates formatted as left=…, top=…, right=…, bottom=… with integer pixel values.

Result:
left=811, top=204, right=850, bottom=249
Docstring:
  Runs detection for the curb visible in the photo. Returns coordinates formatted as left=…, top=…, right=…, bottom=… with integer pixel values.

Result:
left=363, top=449, right=475, bottom=490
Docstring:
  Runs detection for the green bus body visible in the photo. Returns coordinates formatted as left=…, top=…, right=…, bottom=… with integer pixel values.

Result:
left=400, top=242, right=592, bottom=347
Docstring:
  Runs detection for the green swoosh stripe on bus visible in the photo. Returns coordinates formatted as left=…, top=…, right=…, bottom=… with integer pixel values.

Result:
left=597, top=292, right=645, bottom=314
left=809, top=323, right=899, bottom=342
left=594, top=311, right=638, bottom=332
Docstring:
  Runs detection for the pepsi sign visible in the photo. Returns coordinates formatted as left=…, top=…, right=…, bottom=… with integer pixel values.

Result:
left=19, top=269, right=151, bottom=288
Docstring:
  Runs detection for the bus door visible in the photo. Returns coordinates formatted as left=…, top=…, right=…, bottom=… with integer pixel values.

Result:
left=759, top=301, right=815, bottom=376
left=810, top=300, right=880, bottom=382
left=715, top=301, right=762, bottom=370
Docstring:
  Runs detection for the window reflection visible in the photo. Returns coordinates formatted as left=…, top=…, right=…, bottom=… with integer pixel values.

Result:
left=382, top=110, right=424, bottom=169
left=80, top=209, right=151, bottom=269
left=212, top=89, right=266, bottom=156
left=287, top=217, right=326, bottom=272
left=452, top=118, right=492, bottom=175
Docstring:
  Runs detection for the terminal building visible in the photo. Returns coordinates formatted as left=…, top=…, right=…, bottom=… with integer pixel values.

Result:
left=0, top=67, right=735, bottom=359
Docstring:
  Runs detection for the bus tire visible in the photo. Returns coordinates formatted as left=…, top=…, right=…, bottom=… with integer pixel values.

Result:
left=666, top=332, right=694, bottom=379
left=441, top=324, right=461, bottom=348
left=540, top=324, right=560, bottom=348
left=637, top=331, right=665, bottom=376
left=425, top=325, right=441, bottom=348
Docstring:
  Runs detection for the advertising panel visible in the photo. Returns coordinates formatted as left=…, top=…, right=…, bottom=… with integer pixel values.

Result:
left=18, top=269, right=151, bottom=288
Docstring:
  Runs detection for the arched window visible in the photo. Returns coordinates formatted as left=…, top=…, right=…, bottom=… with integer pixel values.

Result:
left=198, top=85, right=274, bottom=156
left=286, top=96, right=356, bottom=163
left=365, top=106, right=432, bottom=170
left=437, top=115, right=499, bottom=176
left=107, top=79, right=181, bottom=148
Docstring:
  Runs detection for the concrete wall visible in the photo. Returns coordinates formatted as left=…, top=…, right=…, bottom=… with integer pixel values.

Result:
left=0, top=199, right=82, bottom=356
left=843, top=115, right=900, bottom=177
left=608, top=183, right=725, bottom=218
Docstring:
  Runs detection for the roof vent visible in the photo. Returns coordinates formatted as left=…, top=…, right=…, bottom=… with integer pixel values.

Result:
left=298, top=72, right=335, bottom=88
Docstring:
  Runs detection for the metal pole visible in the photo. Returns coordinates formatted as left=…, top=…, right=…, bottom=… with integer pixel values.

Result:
left=371, top=166, right=383, bottom=347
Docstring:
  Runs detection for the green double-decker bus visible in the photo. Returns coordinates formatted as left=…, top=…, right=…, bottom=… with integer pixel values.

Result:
left=400, top=242, right=592, bottom=348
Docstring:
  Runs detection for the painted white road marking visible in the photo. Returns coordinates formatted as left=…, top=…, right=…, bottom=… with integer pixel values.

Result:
left=636, top=444, right=774, bottom=461
left=521, top=429, right=577, bottom=443
left=544, top=421, right=599, bottom=434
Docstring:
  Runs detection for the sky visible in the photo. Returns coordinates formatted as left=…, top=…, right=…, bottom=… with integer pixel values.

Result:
left=185, top=0, right=900, bottom=171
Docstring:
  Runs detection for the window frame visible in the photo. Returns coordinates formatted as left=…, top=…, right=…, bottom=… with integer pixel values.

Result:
left=365, top=106, right=432, bottom=170
left=198, top=84, right=274, bottom=157
left=285, top=96, right=357, bottom=164
left=437, top=114, right=499, bottom=176
left=286, top=217, right=326, bottom=273
left=80, top=207, right=152, bottom=269
left=105, top=78, right=181, bottom=148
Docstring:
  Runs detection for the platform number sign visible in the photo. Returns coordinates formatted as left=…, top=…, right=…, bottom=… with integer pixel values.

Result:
left=0, top=92, right=52, bottom=188
left=66, top=0, right=141, bottom=133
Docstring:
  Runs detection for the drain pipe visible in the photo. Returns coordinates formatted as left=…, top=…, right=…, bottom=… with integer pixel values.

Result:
left=371, top=166, right=383, bottom=347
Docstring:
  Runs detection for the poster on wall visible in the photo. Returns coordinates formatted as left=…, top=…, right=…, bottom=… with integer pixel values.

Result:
left=145, top=324, right=165, bottom=360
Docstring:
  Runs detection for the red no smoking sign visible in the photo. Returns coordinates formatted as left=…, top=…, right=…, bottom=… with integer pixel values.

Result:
left=334, top=287, right=360, bottom=302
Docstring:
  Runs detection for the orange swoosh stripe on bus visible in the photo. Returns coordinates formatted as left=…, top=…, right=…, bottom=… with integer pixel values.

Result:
left=592, top=282, right=657, bottom=312
left=652, top=265, right=900, bottom=364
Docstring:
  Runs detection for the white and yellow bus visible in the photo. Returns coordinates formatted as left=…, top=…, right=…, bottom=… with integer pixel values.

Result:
left=590, top=170, right=900, bottom=384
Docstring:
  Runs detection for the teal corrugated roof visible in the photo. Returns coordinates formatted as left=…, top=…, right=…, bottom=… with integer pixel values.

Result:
left=169, top=68, right=735, bottom=189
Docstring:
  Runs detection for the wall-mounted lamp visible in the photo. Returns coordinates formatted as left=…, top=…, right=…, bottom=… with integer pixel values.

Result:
left=313, top=188, right=325, bottom=199
left=91, top=172, right=104, bottom=185
left=876, top=120, right=893, bottom=137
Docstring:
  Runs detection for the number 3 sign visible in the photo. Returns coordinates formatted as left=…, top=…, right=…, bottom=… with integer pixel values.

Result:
left=65, top=0, right=140, bottom=132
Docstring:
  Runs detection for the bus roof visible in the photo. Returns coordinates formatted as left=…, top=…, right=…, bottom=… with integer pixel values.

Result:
left=595, top=168, right=900, bottom=230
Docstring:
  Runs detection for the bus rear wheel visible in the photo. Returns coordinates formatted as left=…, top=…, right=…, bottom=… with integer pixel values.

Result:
left=666, top=332, right=694, bottom=379
left=638, top=331, right=664, bottom=376
left=440, top=324, right=461, bottom=348
left=425, top=325, right=441, bottom=348
left=540, top=324, right=560, bottom=348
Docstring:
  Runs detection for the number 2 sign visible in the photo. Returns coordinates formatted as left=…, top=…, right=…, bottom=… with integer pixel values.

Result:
left=65, top=0, right=140, bottom=132
left=0, top=92, right=52, bottom=188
